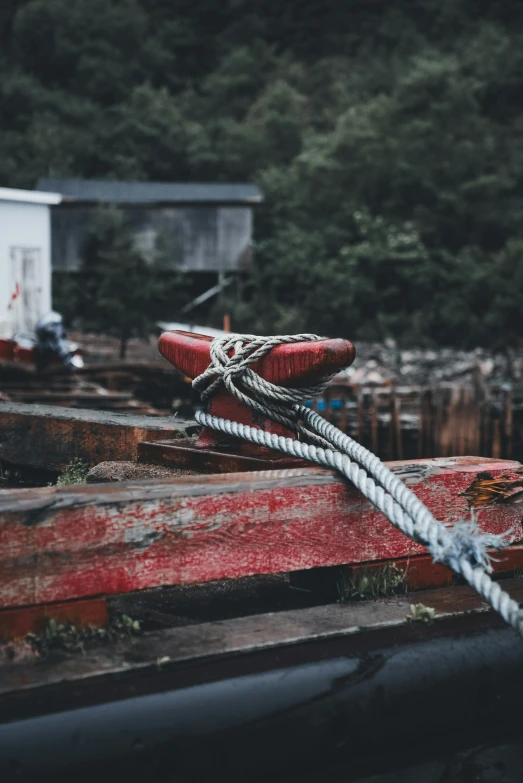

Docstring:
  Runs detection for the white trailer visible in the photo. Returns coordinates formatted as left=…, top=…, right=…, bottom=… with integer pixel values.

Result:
left=0, top=187, right=61, bottom=338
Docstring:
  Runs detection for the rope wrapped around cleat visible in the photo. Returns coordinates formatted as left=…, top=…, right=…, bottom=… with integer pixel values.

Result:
left=193, top=333, right=523, bottom=636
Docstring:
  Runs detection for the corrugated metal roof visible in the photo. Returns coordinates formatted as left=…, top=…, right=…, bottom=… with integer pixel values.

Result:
left=0, top=187, right=62, bottom=205
left=36, top=178, right=263, bottom=205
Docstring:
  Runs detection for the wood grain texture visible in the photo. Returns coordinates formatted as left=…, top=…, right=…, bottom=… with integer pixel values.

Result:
left=0, top=402, right=197, bottom=471
left=1, top=456, right=522, bottom=610
left=138, top=437, right=306, bottom=472
left=3, top=578, right=523, bottom=700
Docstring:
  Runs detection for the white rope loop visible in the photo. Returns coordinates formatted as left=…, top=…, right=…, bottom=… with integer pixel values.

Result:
left=193, top=333, right=523, bottom=636
left=193, top=333, right=333, bottom=436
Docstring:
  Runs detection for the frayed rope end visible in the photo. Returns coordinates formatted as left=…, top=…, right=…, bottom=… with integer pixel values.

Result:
left=431, top=514, right=515, bottom=574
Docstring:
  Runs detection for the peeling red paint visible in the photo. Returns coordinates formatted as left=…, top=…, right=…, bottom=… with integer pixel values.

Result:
left=158, top=330, right=356, bottom=452
left=1, top=457, right=522, bottom=612
left=462, top=471, right=523, bottom=506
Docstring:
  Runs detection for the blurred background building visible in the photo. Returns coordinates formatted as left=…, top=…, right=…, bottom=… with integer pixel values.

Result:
left=0, top=187, right=61, bottom=337
left=36, top=178, right=262, bottom=275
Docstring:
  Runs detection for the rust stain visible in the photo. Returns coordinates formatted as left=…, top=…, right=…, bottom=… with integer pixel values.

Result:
left=462, top=471, right=523, bottom=507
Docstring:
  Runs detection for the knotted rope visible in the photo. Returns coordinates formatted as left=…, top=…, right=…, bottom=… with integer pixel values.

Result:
left=193, top=333, right=334, bottom=446
left=193, top=333, right=523, bottom=636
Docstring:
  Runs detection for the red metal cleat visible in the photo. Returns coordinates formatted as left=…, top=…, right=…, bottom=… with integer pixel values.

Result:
left=153, top=330, right=356, bottom=471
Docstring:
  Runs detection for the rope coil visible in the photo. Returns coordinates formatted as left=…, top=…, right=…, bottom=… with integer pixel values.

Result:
left=193, top=333, right=523, bottom=636
left=193, top=333, right=334, bottom=446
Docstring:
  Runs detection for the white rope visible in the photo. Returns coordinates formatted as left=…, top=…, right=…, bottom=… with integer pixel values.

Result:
left=193, top=333, right=334, bottom=444
left=193, top=333, right=523, bottom=636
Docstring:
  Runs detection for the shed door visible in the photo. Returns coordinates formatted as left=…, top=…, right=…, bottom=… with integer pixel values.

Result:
left=9, top=247, right=43, bottom=335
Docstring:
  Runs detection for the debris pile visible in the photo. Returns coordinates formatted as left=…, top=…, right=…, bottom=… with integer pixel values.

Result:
left=0, top=362, right=161, bottom=415
left=320, top=341, right=523, bottom=464
left=0, top=332, right=192, bottom=415
left=339, top=340, right=523, bottom=387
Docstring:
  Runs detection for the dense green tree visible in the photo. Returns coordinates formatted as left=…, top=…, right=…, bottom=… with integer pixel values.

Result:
left=2, top=0, right=523, bottom=346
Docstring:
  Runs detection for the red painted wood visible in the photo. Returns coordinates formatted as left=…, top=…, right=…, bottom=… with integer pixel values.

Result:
left=0, top=338, right=33, bottom=363
left=1, top=457, right=522, bottom=610
left=158, top=330, right=356, bottom=451
left=0, top=339, right=14, bottom=362
left=346, top=544, right=523, bottom=592
left=0, top=403, right=192, bottom=472
left=0, top=598, right=108, bottom=641
left=345, top=556, right=455, bottom=591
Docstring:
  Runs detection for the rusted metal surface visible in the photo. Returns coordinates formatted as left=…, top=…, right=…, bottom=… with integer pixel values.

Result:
left=158, top=330, right=356, bottom=452
left=1, top=456, right=522, bottom=611
left=138, top=437, right=306, bottom=472
left=0, top=402, right=197, bottom=471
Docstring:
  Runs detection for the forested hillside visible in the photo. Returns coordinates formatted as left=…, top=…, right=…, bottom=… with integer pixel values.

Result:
left=2, top=0, right=523, bottom=346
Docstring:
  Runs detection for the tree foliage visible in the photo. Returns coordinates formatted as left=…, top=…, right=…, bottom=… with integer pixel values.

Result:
left=2, top=0, right=523, bottom=345
left=53, top=206, right=186, bottom=357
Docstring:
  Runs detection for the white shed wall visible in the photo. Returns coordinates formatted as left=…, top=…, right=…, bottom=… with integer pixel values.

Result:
left=0, top=201, right=52, bottom=337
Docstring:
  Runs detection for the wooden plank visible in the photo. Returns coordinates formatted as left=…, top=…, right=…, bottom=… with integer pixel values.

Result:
left=0, top=598, right=108, bottom=641
left=346, top=544, right=523, bottom=591
left=3, top=578, right=523, bottom=701
left=7, top=391, right=134, bottom=402
left=138, top=437, right=305, bottom=472
left=0, top=402, right=198, bottom=471
left=1, top=456, right=522, bottom=610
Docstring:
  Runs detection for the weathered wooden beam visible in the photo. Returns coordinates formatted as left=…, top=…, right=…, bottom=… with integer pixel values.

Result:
left=0, top=402, right=198, bottom=471
left=4, top=579, right=523, bottom=702
left=3, top=580, right=523, bottom=781
left=345, top=544, right=523, bottom=591
left=138, top=437, right=305, bottom=472
left=1, top=456, right=522, bottom=611
left=0, top=598, right=108, bottom=641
